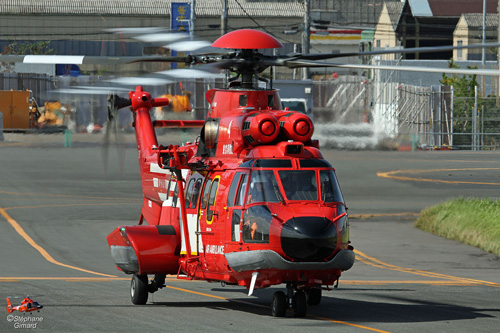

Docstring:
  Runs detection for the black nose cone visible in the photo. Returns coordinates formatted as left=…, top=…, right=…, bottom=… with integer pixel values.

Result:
left=281, top=217, right=337, bottom=261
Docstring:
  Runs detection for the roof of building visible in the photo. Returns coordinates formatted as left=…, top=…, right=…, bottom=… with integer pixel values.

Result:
left=460, top=13, right=498, bottom=28
left=425, top=0, right=497, bottom=17
left=385, top=2, right=405, bottom=29
left=0, top=0, right=304, bottom=17
left=408, top=0, right=432, bottom=17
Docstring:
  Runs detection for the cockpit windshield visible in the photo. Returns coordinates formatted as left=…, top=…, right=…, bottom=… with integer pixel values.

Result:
left=236, top=159, right=344, bottom=205
left=278, top=170, right=317, bottom=201
left=247, top=170, right=282, bottom=204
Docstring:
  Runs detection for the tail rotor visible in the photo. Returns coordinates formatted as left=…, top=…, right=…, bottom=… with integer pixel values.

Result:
left=102, top=94, right=132, bottom=174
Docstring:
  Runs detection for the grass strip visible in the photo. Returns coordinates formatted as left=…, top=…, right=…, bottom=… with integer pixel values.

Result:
left=415, top=197, right=500, bottom=257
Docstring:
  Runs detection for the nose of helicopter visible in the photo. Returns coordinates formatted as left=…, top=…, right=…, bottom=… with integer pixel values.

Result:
left=280, top=216, right=337, bottom=261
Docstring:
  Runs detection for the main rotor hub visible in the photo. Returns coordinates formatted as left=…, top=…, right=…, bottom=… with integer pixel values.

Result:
left=212, top=29, right=283, bottom=49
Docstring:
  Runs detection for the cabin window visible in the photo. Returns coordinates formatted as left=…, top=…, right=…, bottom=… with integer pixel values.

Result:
left=231, top=209, right=241, bottom=242
left=253, top=159, right=292, bottom=168
left=185, top=178, right=195, bottom=208
left=247, top=170, right=282, bottom=204
left=201, top=179, right=212, bottom=209
left=239, top=160, right=254, bottom=168
left=242, top=205, right=272, bottom=243
left=239, top=95, right=247, bottom=106
left=227, top=172, right=242, bottom=207
left=166, top=177, right=172, bottom=200
left=279, top=170, right=317, bottom=201
left=172, top=183, right=179, bottom=208
left=267, top=94, right=274, bottom=107
left=320, top=170, right=344, bottom=204
left=299, top=159, right=332, bottom=168
left=191, top=178, right=203, bottom=208
left=234, top=174, right=248, bottom=206
left=207, top=178, right=220, bottom=221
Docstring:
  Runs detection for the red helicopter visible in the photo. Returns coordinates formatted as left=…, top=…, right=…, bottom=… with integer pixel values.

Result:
left=6, top=297, right=43, bottom=314
left=3, top=28, right=499, bottom=317
left=102, top=29, right=500, bottom=317
left=104, top=29, right=353, bottom=317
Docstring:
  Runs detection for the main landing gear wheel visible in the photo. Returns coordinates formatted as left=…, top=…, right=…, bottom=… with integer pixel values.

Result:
left=271, top=291, right=287, bottom=317
left=131, top=274, right=149, bottom=305
left=293, top=290, right=307, bottom=317
left=306, top=288, right=322, bottom=305
left=271, top=284, right=308, bottom=317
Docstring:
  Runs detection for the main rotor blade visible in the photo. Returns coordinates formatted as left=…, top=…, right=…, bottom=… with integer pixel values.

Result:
left=292, top=42, right=500, bottom=61
left=106, top=76, right=175, bottom=86
left=105, top=27, right=166, bottom=35
left=167, top=40, right=214, bottom=53
left=134, top=32, right=189, bottom=43
left=288, top=59, right=500, bottom=76
left=157, top=67, right=224, bottom=79
left=54, top=86, right=130, bottom=95
left=0, top=54, right=189, bottom=65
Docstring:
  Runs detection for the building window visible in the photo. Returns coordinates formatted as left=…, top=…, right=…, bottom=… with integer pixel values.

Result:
left=376, top=39, right=381, bottom=48
left=457, top=40, right=463, bottom=60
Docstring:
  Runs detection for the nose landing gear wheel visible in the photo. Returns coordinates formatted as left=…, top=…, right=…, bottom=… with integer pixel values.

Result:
left=131, top=274, right=149, bottom=305
left=271, top=291, right=287, bottom=317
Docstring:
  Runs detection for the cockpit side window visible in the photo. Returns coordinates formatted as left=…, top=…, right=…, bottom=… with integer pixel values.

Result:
left=320, top=170, right=344, bottom=203
left=227, top=172, right=242, bottom=207
left=242, top=205, right=272, bottom=243
left=234, top=174, right=248, bottom=207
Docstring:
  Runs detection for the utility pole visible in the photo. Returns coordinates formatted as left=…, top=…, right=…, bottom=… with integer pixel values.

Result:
left=482, top=0, right=486, bottom=65
left=191, top=0, right=196, bottom=37
left=497, top=0, right=500, bottom=96
left=221, top=0, right=228, bottom=36
left=498, top=0, right=500, bottom=63
left=302, top=0, right=311, bottom=80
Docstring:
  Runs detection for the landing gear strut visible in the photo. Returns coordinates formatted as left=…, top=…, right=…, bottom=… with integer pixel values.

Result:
left=271, top=283, right=307, bottom=317
left=130, top=274, right=166, bottom=305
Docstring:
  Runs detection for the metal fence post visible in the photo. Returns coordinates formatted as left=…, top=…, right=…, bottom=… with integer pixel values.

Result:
left=473, top=85, right=478, bottom=151
left=0, top=112, right=4, bottom=142
left=450, top=86, right=454, bottom=147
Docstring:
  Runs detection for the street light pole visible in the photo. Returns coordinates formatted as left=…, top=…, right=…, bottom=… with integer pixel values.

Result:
left=221, top=0, right=228, bottom=36
left=482, top=0, right=486, bottom=65
left=191, top=0, right=196, bottom=37
left=302, top=0, right=311, bottom=80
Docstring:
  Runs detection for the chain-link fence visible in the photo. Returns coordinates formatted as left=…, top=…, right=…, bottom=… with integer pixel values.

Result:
left=373, top=79, right=500, bottom=150
left=0, top=73, right=224, bottom=132
left=312, top=76, right=369, bottom=123
left=453, top=91, right=500, bottom=150
left=3, top=72, right=499, bottom=150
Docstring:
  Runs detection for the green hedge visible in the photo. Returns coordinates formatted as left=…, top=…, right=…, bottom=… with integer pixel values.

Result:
left=415, top=198, right=500, bottom=257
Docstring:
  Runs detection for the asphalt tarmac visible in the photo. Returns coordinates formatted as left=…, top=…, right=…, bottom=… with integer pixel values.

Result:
left=1, top=132, right=499, bottom=332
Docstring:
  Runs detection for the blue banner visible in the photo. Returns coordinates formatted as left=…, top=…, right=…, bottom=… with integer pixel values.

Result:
left=171, top=2, right=191, bottom=33
left=170, top=2, right=191, bottom=68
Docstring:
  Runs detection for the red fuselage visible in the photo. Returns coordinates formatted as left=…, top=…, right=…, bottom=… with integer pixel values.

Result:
left=107, top=86, right=354, bottom=291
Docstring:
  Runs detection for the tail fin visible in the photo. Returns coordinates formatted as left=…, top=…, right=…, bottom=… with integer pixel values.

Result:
left=6, top=298, right=13, bottom=313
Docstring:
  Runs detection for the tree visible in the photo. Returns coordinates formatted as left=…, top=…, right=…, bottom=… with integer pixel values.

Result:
left=1, top=41, right=54, bottom=72
left=441, top=60, right=500, bottom=148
